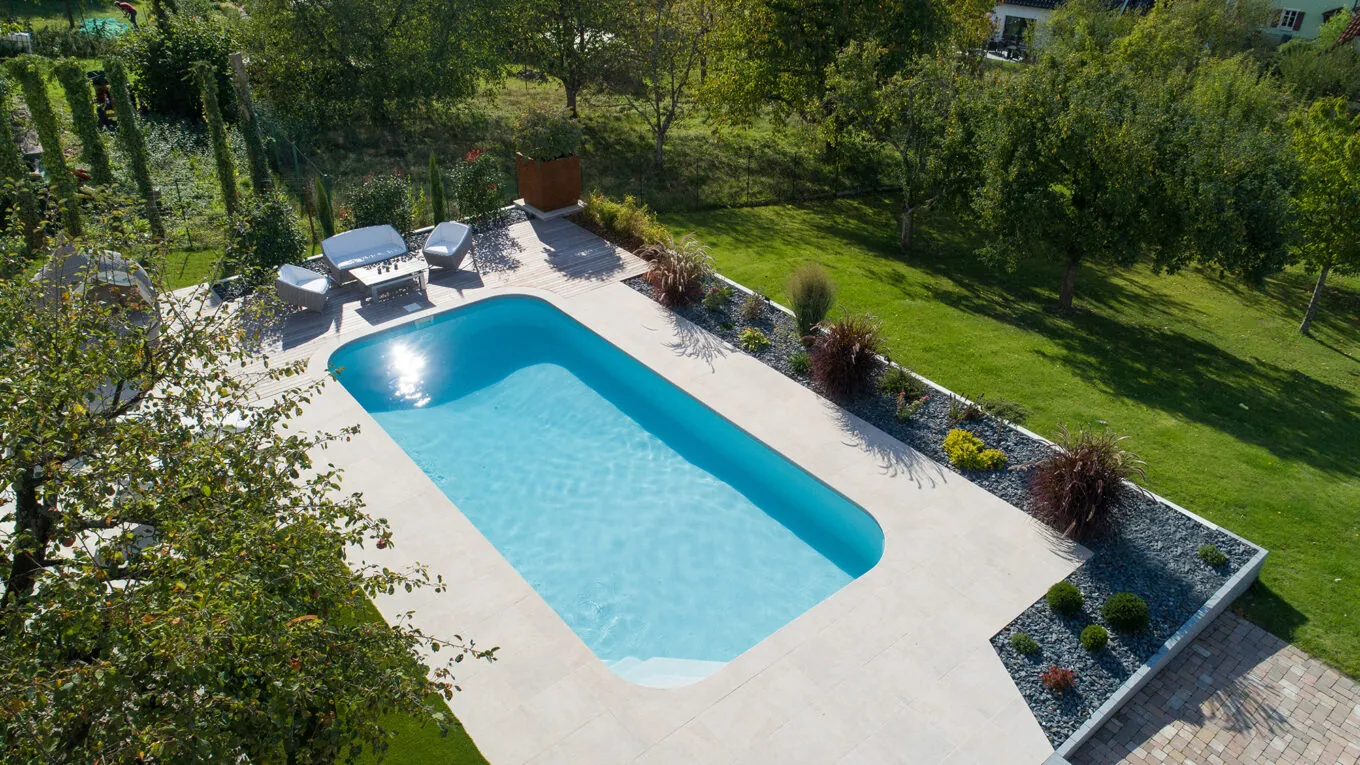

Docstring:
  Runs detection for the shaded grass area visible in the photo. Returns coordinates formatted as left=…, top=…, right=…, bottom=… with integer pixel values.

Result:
left=661, top=196, right=1360, bottom=677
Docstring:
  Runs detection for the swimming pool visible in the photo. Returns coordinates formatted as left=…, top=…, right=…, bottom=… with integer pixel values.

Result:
left=330, top=296, right=884, bottom=686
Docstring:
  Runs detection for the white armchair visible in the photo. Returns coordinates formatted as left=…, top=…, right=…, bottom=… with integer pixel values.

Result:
left=422, top=221, right=473, bottom=272
left=276, top=264, right=330, bottom=312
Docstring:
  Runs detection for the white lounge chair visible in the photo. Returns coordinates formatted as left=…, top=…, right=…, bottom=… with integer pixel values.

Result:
left=321, top=225, right=409, bottom=282
left=422, top=221, right=473, bottom=272
left=276, top=264, right=330, bottom=312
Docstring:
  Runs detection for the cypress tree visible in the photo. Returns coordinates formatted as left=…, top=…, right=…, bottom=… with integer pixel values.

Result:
left=53, top=59, right=114, bottom=187
left=315, top=176, right=334, bottom=238
left=428, top=151, right=445, bottom=224
left=6, top=56, right=80, bottom=236
left=0, top=75, right=43, bottom=250
left=228, top=53, right=270, bottom=196
left=104, top=58, right=164, bottom=239
left=194, top=61, right=237, bottom=218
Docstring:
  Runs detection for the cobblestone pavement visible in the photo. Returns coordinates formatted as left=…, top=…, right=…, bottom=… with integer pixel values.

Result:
left=1073, top=612, right=1360, bottom=765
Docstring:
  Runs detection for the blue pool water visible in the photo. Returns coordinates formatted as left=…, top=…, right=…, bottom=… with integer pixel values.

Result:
left=330, top=297, right=883, bottom=686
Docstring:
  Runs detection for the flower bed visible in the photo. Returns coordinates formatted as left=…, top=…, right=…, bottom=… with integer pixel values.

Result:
left=624, top=272, right=1260, bottom=746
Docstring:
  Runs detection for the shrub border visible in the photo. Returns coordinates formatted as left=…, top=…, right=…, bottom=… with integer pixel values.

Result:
left=706, top=270, right=1267, bottom=761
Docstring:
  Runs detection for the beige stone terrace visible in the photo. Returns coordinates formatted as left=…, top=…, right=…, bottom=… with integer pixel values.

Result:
left=233, top=215, right=1091, bottom=764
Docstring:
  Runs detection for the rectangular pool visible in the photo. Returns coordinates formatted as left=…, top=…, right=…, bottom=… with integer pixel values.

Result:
left=330, top=296, right=883, bottom=687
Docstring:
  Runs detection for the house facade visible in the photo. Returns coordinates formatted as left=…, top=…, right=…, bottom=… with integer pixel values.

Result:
left=1264, top=0, right=1354, bottom=41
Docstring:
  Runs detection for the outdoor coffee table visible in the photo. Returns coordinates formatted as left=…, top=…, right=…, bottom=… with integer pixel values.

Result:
left=350, top=254, right=429, bottom=302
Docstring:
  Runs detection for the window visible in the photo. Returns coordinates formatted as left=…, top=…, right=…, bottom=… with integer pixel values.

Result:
left=1275, top=8, right=1304, bottom=30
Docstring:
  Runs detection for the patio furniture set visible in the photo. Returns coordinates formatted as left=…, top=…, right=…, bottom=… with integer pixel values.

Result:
left=275, top=221, right=474, bottom=313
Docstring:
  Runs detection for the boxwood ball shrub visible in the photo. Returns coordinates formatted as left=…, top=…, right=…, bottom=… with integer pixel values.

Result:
left=1046, top=580, right=1084, bottom=617
left=788, top=351, right=811, bottom=376
left=810, top=311, right=883, bottom=400
left=350, top=172, right=413, bottom=232
left=787, top=262, right=836, bottom=336
left=514, top=105, right=582, bottom=160
left=644, top=232, right=713, bottom=306
left=1102, top=592, right=1150, bottom=633
left=1030, top=426, right=1146, bottom=540
left=1010, top=632, right=1040, bottom=656
left=1198, top=544, right=1228, bottom=567
left=1080, top=624, right=1109, bottom=652
left=738, top=327, right=770, bottom=352
left=942, top=429, right=1007, bottom=471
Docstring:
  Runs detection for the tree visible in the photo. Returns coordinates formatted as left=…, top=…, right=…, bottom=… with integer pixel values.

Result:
left=242, top=0, right=510, bottom=125
left=429, top=151, right=447, bottom=224
left=195, top=61, right=238, bottom=218
left=123, top=15, right=238, bottom=121
left=104, top=58, right=166, bottom=239
left=6, top=56, right=81, bottom=237
left=53, top=58, right=115, bottom=188
left=0, top=76, right=43, bottom=251
left=315, top=176, right=336, bottom=238
left=229, top=53, right=272, bottom=196
left=0, top=198, right=494, bottom=761
left=615, top=0, right=709, bottom=170
left=1289, top=98, right=1360, bottom=336
left=518, top=0, right=627, bottom=115
left=825, top=44, right=977, bottom=253
left=701, top=0, right=965, bottom=121
left=1275, top=9, right=1360, bottom=102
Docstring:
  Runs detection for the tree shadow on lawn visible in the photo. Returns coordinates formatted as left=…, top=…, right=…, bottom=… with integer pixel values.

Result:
left=1206, top=267, right=1360, bottom=363
left=932, top=279, right=1360, bottom=479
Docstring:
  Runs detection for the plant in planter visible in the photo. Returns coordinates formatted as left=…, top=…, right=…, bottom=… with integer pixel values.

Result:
left=515, top=106, right=583, bottom=213
left=1030, top=426, right=1146, bottom=540
left=702, top=284, right=732, bottom=311
left=739, top=290, right=767, bottom=322
left=895, top=392, right=929, bottom=422
left=942, top=429, right=1007, bottom=471
left=810, top=311, right=883, bottom=400
left=644, top=232, right=713, bottom=306
left=1040, top=666, right=1077, bottom=696
left=738, top=327, right=770, bottom=352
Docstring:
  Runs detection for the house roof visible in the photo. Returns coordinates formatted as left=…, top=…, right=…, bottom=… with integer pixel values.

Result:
left=1333, top=11, right=1360, bottom=48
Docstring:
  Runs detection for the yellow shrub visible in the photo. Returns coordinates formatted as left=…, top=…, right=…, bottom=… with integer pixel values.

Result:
left=942, top=428, right=1008, bottom=471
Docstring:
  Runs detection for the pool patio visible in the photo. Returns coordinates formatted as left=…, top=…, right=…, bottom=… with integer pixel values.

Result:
left=244, top=214, right=1090, bottom=764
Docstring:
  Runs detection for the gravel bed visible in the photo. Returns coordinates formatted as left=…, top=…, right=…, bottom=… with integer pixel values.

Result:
left=624, top=272, right=1256, bottom=746
left=210, top=209, right=527, bottom=302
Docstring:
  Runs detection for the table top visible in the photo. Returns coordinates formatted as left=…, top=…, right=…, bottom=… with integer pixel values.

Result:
left=349, top=254, right=428, bottom=287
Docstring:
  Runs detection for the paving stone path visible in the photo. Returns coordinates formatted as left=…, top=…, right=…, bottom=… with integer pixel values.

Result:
left=1073, top=612, right=1360, bottom=765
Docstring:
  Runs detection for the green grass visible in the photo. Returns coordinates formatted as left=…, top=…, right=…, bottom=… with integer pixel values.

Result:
left=661, top=195, right=1360, bottom=677
left=355, top=698, right=487, bottom=765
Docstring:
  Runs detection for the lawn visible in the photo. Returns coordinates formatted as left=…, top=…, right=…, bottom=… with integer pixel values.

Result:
left=660, top=195, right=1360, bottom=678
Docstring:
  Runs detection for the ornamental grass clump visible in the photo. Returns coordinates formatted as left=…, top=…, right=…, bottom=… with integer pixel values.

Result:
left=1102, top=593, right=1149, bottom=633
left=787, top=262, right=836, bottom=336
left=788, top=351, right=810, bottom=376
left=1030, top=426, right=1146, bottom=540
left=942, top=429, right=1007, bottom=470
left=810, top=311, right=883, bottom=400
left=644, top=232, right=713, bottom=306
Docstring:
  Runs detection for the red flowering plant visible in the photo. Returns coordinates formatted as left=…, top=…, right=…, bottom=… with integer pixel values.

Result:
left=1040, top=665, right=1077, bottom=696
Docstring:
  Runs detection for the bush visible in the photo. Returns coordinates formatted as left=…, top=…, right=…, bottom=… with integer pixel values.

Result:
left=896, top=392, right=929, bottom=422
left=450, top=148, right=504, bottom=222
left=1040, top=666, right=1077, bottom=695
left=977, top=394, right=1030, bottom=425
left=1010, top=632, right=1040, bottom=656
left=581, top=191, right=668, bottom=251
left=514, top=105, right=582, bottom=160
left=738, top=327, right=770, bottom=352
left=349, top=172, right=413, bottom=232
left=947, top=394, right=985, bottom=423
left=787, top=262, right=836, bottom=336
left=942, top=429, right=1007, bottom=471
left=1198, top=544, right=1228, bottom=568
left=1080, top=624, right=1109, bottom=652
left=225, top=193, right=307, bottom=281
left=789, top=351, right=810, bottom=376
left=30, top=27, right=119, bottom=59
left=739, top=290, right=766, bottom=322
left=1030, top=426, right=1146, bottom=540
left=702, top=284, right=732, bottom=311
left=1102, top=593, right=1149, bottom=633
left=878, top=366, right=926, bottom=399
left=810, top=312, right=883, bottom=400
left=644, top=232, right=713, bottom=306
left=1046, top=581, right=1084, bottom=617
left=124, top=16, right=237, bottom=120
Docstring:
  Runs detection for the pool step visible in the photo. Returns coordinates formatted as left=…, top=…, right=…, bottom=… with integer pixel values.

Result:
left=604, top=656, right=727, bottom=688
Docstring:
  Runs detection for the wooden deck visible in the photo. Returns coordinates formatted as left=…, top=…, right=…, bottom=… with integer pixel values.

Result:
left=222, top=215, right=648, bottom=400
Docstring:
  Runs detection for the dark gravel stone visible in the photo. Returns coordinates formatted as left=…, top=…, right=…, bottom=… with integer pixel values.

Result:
left=624, top=272, right=1257, bottom=747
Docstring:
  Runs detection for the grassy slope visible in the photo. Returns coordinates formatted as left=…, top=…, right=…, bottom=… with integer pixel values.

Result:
left=661, top=196, right=1360, bottom=677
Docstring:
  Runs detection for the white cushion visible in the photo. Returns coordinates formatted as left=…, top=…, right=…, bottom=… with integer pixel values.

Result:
left=425, top=221, right=470, bottom=251
left=278, top=264, right=329, bottom=293
left=322, top=225, right=408, bottom=271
